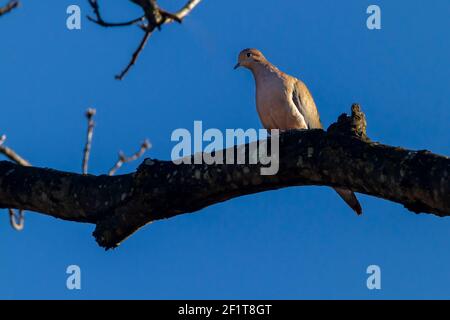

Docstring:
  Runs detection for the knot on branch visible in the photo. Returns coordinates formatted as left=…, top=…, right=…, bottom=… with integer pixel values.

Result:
left=327, top=104, right=369, bottom=141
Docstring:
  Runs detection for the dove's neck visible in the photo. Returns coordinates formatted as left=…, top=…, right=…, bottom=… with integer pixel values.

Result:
left=250, top=61, right=285, bottom=85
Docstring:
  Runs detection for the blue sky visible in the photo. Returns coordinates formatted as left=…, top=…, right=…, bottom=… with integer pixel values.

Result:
left=0, top=0, right=449, bottom=299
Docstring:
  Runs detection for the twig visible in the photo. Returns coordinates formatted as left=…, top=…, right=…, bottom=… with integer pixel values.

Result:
left=82, top=108, right=96, bottom=174
left=88, top=0, right=202, bottom=80
left=169, top=0, right=202, bottom=22
left=87, top=0, right=145, bottom=27
left=0, top=0, right=19, bottom=17
left=108, top=139, right=151, bottom=176
left=0, top=134, right=31, bottom=167
left=8, top=208, right=24, bottom=231
left=115, top=30, right=152, bottom=80
left=88, top=14, right=145, bottom=27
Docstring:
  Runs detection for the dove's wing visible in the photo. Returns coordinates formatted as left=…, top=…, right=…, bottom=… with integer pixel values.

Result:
left=291, top=79, right=362, bottom=215
left=291, top=80, right=323, bottom=129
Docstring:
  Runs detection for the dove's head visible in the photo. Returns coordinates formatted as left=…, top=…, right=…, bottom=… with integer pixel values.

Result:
left=234, top=48, right=267, bottom=70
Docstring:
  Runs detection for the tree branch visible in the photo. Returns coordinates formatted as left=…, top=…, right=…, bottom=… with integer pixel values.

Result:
left=87, top=0, right=145, bottom=27
left=0, top=134, right=31, bottom=167
left=0, top=0, right=19, bottom=17
left=1, top=105, right=449, bottom=249
left=88, top=0, right=202, bottom=80
left=115, top=30, right=153, bottom=80
left=8, top=208, right=24, bottom=231
left=170, top=0, right=202, bottom=21
left=108, top=139, right=151, bottom=176
left=82, top=108, right=96, bottom=174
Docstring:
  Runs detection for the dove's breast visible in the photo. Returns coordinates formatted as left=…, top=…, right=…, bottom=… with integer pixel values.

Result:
left=255, top=73, right=285, bottom=129
left=255, top=72, right=306, bottom=130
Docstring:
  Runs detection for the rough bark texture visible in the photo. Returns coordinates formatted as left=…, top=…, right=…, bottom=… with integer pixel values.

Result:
left=1, top=105, right=449, bottom=249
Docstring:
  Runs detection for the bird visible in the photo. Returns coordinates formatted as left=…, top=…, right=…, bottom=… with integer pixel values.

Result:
left=234, top=48, right=362, bottom=215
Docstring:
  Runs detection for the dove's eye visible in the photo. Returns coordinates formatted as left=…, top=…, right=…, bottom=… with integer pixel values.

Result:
left=246, top=52, right=252, bottom=58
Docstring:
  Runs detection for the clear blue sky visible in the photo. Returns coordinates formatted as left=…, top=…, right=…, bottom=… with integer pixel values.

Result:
left=0, top=0, right=449, bottom=299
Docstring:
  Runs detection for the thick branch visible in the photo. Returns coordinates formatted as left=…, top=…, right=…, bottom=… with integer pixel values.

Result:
left=1, top=107, right=449, bottom=249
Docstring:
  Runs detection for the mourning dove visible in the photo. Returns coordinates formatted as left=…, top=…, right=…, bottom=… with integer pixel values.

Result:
left=235, top=48, right=362, bottom=215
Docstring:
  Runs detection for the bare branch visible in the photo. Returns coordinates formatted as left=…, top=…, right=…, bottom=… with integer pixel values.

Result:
left=88, top=0, right=202, bottom=79
left=87, top=0, right=145, bottom=27
left=8, top=208, right=24, bottom=231
left=108, top=139, right=151, bottom=176
left=0, top=106, right=449, bottom=249
left=0, top=135, right=31, bottom=167
left=87, top=14, right=145, bottom=27
left=82, top=108, right=96, bottom=175
left=0, top=0, right=19, bottom=17
left=169, top=0, right=202, bottom=22
left=115, top=30, right=152, bottom=80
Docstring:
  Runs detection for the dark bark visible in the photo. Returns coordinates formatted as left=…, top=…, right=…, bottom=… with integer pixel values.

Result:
left=1, top=105, right=449, bottom=249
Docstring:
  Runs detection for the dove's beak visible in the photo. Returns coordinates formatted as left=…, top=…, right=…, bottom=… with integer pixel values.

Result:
left=233, top=62, right=241, bottom=70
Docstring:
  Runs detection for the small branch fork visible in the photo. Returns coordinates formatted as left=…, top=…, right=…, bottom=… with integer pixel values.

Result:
left=0, top=0, right=19, bottom=17
left=108, top=140, right=152, bottom=176
left=0, top=134, right=27, bottom=231
left=80, top=108, right=151, bottom=176
left=87, top=0, right=202, bottom=80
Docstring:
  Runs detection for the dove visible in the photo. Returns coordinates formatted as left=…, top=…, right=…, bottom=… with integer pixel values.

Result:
left=235, top=48, right=362, bottom=215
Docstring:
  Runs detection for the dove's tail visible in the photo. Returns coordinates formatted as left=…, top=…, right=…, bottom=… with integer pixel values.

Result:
left=333, top=187, right=362, bottom=215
